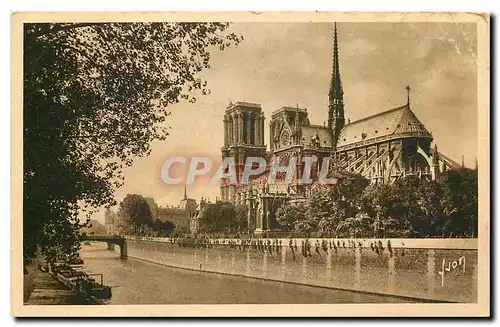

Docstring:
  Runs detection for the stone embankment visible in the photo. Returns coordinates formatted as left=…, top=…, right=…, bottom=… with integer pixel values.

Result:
left=122, top=236, right=477, bottom=303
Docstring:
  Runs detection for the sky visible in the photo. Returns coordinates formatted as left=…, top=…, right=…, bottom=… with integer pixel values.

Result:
left=91, top=22, right=478, bottom=223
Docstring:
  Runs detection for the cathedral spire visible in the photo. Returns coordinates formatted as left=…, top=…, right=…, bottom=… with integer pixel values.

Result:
left=329, top=23, right=343, bottom=110
left=183, top=185, right=188, bottom=200
left=329, top=23, right=345, bottom=146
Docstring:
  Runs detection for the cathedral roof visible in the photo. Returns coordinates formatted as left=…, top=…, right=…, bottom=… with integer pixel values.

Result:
left=300, top=125, right=333, bottom=148
left=336, top=104, right=432, bottom=148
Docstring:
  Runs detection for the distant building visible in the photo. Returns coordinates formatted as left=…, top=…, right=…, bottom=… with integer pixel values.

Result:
left=105, top=188, right=198, bottom=234
left=104, top=208, right=117, bottom=235
left=189, top=197, right=216, bottom=234
left=155, top=186, right=197, bottom=229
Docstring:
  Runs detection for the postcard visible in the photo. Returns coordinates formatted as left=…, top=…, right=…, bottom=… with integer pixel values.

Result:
left=11, top=12, right=490, bottom=317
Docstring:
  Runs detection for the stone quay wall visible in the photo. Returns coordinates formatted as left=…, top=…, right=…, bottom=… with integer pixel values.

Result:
left=122, top=236, right=477, bottom=303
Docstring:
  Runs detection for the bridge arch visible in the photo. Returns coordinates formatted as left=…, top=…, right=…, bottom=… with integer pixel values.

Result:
left=82, top=235, right=127, bottom=259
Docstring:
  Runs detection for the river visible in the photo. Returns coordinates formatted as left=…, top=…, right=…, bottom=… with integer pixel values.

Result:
left=79, top=243, right=414, bottom=304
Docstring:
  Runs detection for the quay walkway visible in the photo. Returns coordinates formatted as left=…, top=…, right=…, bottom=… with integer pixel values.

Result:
left=25, top=270, right=86, bottom=305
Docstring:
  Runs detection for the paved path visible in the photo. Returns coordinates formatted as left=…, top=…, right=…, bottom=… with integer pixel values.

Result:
left=25, top=271, right=86, bottom=305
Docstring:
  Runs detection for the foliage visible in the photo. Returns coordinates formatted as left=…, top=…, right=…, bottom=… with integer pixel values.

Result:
left=273, top=169, right=478, bottom=239
left=152, top=219, right=176, bottom=237
left=386, top=176, right=445, bottom=237
left=362, top=170, right=477, bottom=238
left=172, top=224, right=191, bottom=238
left=335, top=213, right=372, bottom=238
left=116, top=194, right=154, bottom=234
left=360, top=183, right=398, bottom=237
left=235, top=204, right=249, bottom=232
left=200, top=202, right=237, bottom=233
left=306, top=172, right=369, bottom=236
left=276, top=202, right=306, bottom=232
left=439, top=168, right=478, bottom=237
left=23, top=22, right=242, bottom=265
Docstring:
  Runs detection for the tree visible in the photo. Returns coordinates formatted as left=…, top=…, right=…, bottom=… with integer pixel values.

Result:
left=335, top=213, right=372, bottom=238
left=413, top=179, right=444, bottom=237
left=200, top=202, right=237, bottom=233
left=439, top=168, right=478, bottom=237
left=235, top=204, right=249, bottom=232
left=23, top=23, right=242, bottom=265
left=306, top=173, right=369, bottom=236
left=359, top=170, right=478, bottom=238
left=388, top=176, right=425, bottom=237
left=276, top=202, right=306, bottom=232
left=361, top=183, right=401, bottom=237
left=386, top=176, right=446, bottom=238
left=116, top=194, right=154, bottom=234
left=152, top=219, right=175, bottom=236
left=172, top=224, right=191, bottom=238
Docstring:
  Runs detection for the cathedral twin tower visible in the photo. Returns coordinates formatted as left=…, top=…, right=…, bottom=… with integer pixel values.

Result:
left=222, top=23, right=345, bottom=153
left=223, top=102, right=266, bottom=149
left=220, top=23, right=346, bottom=203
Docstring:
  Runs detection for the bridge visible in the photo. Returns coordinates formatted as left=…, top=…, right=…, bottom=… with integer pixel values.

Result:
left=82, top=235, right=127, bottom=259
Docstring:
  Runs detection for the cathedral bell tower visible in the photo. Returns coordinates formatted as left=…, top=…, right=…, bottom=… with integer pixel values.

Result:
left=221, top=102, right=266, bottom=204
left=328, top=23, right=345, bottom=148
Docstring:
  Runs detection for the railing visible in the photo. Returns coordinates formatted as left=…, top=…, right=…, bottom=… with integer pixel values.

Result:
left=87, top=273, right=104, bottom=285
left=83, top=235, right=125, bottom=241
left=124, top=235, right=478, bottom=250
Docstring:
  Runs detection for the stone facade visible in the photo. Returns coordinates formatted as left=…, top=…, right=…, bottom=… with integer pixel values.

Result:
left=104, top=207, right=117, bottom=235
left=124, top=237, right=478, bottom=303
left=218, top=23, right=461, bottom=235
left=189, top=197, right=214, bottom=234
left=156, top=187, right=197, bottom=229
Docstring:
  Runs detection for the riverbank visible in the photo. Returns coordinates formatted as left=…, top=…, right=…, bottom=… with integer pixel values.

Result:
left=24, top=267, right=86, bottom=305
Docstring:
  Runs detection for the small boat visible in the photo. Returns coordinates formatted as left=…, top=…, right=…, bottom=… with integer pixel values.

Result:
left=75, top=278, right=112, bottom=305
left=52, top=264, right=112, bottom=304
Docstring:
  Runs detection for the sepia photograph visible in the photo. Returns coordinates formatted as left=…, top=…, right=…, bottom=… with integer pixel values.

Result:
left=11, top=12, right=490, bottom=317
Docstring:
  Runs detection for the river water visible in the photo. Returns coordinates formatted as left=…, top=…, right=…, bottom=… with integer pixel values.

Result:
left=79, top=243, right=413, bottom=304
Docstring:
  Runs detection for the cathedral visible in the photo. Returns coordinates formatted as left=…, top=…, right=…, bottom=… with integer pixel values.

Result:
left=218, top=23, right=460, bottom=235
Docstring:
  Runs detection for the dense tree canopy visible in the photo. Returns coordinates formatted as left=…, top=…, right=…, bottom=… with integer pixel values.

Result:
left=439, top=169, right=478, bottom=237
left=307, top=172, right=369, bottom=236
left=116, top=194, right=154, bottom=234
left=276, top=202, right=306, bottom=232
left=152, top=219, right=176, bottom=237
left=23, top=23, right=242, bottom=264
left=200, top=202, right=238, bottom=233
left=274, top=169, right=478, bottom=238
left=360, top=183, right=398, bottom=237
left=235, top=204, right=249, bottom=232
